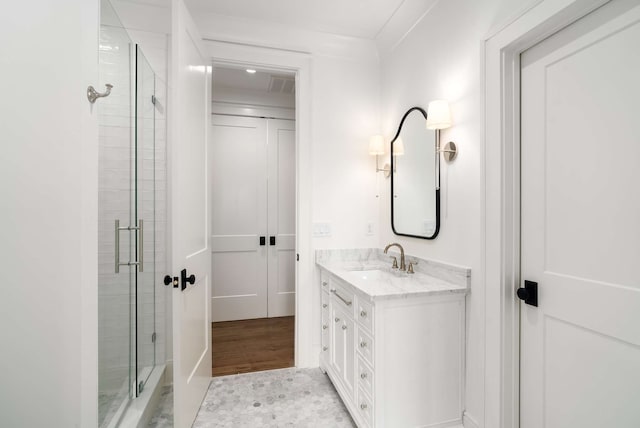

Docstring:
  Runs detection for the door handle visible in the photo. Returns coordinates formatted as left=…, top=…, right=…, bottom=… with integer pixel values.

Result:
left=115, top=219, right=143, bottom=273
left=270, top=236, right=276, bottom=246
left=259, top=236, right=266, bottom=246
left=180, top=269, right=195, bottom=291
left=517, top=280, right=538, bottom=307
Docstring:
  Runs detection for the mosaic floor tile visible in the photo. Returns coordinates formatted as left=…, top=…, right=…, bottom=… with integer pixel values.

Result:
left=149, top=368, right=356, bottom=427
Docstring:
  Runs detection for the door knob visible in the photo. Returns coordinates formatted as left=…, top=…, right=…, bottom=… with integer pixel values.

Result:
left=180, top=269, right=195, bottom=291
left=517, top=280, right=538, bottom=307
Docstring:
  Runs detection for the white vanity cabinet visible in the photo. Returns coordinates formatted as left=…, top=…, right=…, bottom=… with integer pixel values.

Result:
left=319, top=268, right=466, bottom=428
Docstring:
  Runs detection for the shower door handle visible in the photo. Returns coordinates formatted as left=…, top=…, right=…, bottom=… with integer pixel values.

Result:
left=115, top=219, right=144, bottom=273
left=138, top=219, right=143, bottom=272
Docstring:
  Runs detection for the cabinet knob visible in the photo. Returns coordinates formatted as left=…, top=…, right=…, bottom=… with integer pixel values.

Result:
left=360, top=341, right=367, bottom=348
left=360, top=310, right=367, bottom=318
left=323, top=346, right=328, bottom=351
left=322, top=324, right=328, bottom=330
left=342, top=325, right=347, bottom=330
left=322, top=281, right=328, bottom=286
left=323, top=303, right=328, bottom=308
left=334, top=317, right=340, bottom=323
left=360, top=403, right=368, bottom=410
left=360, top=372, right=367, bottom=379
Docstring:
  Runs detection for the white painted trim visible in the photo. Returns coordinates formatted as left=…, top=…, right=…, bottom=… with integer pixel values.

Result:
left=211, top=102, right=295, bottom=120
left=203, top=40, right=314, bottom=368
left=463, top=412, right=480, bottom=428
left=483, top=1, right=610, bottom=427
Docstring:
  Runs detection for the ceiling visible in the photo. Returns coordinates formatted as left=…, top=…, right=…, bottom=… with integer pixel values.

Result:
left=184, top=0, right=407, bottom=39
left=213, top=67, right=295, bottom=94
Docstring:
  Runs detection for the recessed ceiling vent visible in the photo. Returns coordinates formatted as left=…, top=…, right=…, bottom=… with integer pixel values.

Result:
left=269, top=75, right=295, bottom=94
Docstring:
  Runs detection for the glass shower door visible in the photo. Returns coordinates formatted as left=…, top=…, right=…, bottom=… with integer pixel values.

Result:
left=134, top=45, right=158, bottom=393
left=98, top=0, right=135, bottom=424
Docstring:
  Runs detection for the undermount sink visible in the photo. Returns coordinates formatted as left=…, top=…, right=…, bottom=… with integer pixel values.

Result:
left=346, top=269, right=392, bottom=281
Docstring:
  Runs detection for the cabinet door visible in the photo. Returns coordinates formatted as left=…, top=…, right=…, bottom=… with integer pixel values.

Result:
left=330, top=305, right=344, bottom=376
left=342, top=316, right=355, bottom=396
left=331, top=304, right=355, bottom=398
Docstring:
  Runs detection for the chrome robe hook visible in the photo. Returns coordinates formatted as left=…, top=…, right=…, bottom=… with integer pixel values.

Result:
left=87, top=83, right=113, bottom=104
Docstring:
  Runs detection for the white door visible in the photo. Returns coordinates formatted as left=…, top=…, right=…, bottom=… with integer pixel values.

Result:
left=210, top=114, right=268, bottom=321
left=267, top=119, right=296, bottom=317
left=210, top=115, right=295, bottom=321
left=520, top=1, right=640, bottom=427
left=170, top=1, right=212, bottom=426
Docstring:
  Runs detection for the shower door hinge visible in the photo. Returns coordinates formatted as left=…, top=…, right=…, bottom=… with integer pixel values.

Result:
left=151, top=332, right=156, bottom=343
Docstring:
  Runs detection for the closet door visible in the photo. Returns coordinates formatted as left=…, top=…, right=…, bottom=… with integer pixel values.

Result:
left=267, top=119, right=296, bottom=317
left=210, top=115, right=268, bottom=321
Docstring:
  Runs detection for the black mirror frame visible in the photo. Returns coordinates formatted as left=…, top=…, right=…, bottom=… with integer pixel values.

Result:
left=390, top=106, right=440, bottom=240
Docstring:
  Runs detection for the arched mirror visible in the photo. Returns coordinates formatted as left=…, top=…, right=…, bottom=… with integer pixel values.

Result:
left=390, top=106, right=439, bottom=239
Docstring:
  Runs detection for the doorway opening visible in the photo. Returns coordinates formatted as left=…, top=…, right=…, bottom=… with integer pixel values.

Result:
left=209, top=65, right=297, bottom=376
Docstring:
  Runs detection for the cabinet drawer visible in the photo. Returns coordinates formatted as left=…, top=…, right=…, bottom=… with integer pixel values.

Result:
left=330, top=279, right=355, bottom=315
left=357, top=355, right=374, bottom=399
left=357, top=299, right=373, bottom=332
left=357, top=385, right=374, bottom=427
left=357, top=328, right=374, bottom=367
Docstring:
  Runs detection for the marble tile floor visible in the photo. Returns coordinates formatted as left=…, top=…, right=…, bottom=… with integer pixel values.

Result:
left=99, top=382, right=129, bottom=428
left=148, top=368, right=356, bottom=427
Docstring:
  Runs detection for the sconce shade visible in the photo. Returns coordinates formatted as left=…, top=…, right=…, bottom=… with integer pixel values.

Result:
left=369, top=135, right=385, bottom=155
left=426, top=100, right=452, bottom=130
left=393, top=136, right=405, bottom=156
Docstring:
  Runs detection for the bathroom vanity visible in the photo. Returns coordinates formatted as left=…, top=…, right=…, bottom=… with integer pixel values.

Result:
left=317, top=249, right=470, bottom=428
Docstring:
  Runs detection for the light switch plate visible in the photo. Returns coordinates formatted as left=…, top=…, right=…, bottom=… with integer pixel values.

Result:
left=312, top=222, right=332, bottom=237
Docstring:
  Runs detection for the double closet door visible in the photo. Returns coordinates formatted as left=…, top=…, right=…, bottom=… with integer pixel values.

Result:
left=210, top=114, right=295, bottom=322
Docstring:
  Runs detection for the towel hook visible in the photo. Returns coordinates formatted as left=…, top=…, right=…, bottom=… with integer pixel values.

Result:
left=87, top=83, right=113, bottom=104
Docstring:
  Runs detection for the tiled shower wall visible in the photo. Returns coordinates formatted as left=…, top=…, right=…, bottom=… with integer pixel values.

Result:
left=98, top=22, right=168, bottom=394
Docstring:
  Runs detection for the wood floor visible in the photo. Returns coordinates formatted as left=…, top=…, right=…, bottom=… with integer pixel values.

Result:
left=212, top=316, right=294, bottom=377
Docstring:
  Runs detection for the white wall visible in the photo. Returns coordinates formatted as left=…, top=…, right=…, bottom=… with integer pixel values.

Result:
left=378, top=0, right=538, bottom=426
left=0, top=1, right=99, bottom=426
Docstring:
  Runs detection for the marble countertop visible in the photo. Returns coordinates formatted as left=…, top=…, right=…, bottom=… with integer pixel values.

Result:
left=316, top=250, right=470, bottom=301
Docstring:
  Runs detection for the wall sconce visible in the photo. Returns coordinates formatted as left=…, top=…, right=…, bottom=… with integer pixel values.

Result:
left=426, top=100, right=457, bottom=161
left=369, top=135, right=391, bottom=177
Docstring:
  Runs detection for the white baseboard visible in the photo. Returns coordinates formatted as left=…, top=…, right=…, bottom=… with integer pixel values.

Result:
left=463, top=412, right=480, bottom=428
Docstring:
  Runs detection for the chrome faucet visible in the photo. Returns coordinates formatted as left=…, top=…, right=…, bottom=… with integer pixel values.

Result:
left=384, top=243, right=406, bottom=271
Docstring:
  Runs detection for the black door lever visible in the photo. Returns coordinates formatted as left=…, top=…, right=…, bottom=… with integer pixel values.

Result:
left=180, top=268, right=195, bottom=291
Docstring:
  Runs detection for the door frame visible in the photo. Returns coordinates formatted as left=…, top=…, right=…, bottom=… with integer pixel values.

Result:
left=203, top=40, right=313, bottom=367
left=483, top=0, right=611, bottom=427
